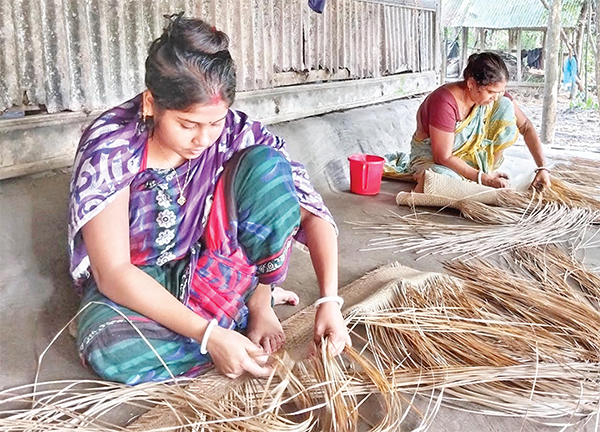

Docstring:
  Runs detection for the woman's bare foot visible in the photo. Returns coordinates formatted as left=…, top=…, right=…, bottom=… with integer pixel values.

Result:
left=272, top=286, right=299, bottom=306
left=413, top=171, right=425, bottom=193
left=246, top=284, right=286, bottom=354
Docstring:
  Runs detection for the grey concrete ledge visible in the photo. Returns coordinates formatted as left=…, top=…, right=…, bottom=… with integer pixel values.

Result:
left=235, top=72, right=436, bottom=124
left=0, top=72, right=436, bottom=180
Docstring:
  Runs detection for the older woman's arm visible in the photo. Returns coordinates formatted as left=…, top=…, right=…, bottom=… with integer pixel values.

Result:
left=429, top=126, right=510, bottom=188
left=513, top=101, right=551, bottom=190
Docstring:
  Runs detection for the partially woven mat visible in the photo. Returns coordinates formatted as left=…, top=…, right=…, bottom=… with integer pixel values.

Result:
left=128, top=262, right=411, bottom=430
left=397, top=169, right=502, bottom=209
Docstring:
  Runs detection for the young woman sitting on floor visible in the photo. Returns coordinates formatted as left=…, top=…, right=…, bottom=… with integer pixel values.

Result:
left=68, top=14, right=350, bottom=385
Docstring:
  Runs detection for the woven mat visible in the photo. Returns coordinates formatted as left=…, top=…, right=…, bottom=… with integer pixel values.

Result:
left=128, top=262, right=414, bottom=430
left=396, top=170, right=502, bottom=209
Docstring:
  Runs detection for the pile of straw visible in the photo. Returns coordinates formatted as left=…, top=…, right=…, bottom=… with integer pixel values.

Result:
left=360, top=165, right=600, bottom=258
left=3, top=253, right=600, bottom=430
left=0, top=343, right=424, bottom=431
left=344, top=249, right=600, bottom=425
left=552, top=157, right=600, bottom=191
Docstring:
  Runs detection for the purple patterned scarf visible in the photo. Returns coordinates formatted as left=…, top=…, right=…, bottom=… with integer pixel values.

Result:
left=68, top=94, right=335, bottom=290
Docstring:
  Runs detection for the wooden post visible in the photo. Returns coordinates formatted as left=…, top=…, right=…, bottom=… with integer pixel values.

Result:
left=597, top=0, right=600, bottom=108
left=436, top=0, right=444, bottom=83
left=477, top=28, right=486, bottom=51
left=508, top=29, right=516, bottom=52
left=441, top=29, right=447, bottom=81
left=541, top=30, right=547, bottom=69
left=585, top=0, right=591, bottom=101
left=516, top=29, right=522, bottom=82
left=575, top=0, right=588, bottom=63
left=461, top=27, right=469, bottom=75
left=541, top=0, right=562, bottom=144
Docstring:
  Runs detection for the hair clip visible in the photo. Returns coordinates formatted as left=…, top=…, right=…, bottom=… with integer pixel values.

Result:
left=164, top=12, right=184, bottom=37
left=166, top=11, right=184, bottom=22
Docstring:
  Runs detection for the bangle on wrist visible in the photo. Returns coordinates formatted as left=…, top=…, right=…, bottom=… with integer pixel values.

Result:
left=477, top=170, right=483, bottom=185
left=200, top=319, right=218, bottom=355
left=314, top=295, right=344, bottom=309
left=534, top=167, right=550, bottom=173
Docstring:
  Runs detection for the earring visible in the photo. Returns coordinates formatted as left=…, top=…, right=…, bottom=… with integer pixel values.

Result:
left=137, top=109, right=150, bottom=135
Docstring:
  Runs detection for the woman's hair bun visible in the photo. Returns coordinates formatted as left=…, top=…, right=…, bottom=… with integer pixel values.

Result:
left=165, top=12, right=229, bottom=55
left=463, top=51, right=509, bottom=86
left=146, top=13, right=236, bottom=110
left=467, top=53, right=480, bottom=63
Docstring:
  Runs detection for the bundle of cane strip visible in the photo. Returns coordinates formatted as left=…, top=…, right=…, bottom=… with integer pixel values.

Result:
left=344, top=251, right=600, bottom=426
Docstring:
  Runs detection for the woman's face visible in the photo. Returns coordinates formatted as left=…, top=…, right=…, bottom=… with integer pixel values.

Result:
left=145, top=91, right=230, bottom=161
left=468, top=78, right=507, bottom=106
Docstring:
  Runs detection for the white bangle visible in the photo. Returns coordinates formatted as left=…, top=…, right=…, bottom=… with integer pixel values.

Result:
left=200, top=319, right=218, bottom=355
left=477, top=170, right=483, bottom=185
left=314, top=296, right=344, bottom=309
left=534, top=167, right=550, bottom=173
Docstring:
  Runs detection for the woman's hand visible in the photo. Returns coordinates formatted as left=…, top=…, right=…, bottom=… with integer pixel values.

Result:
left=530, top=169, right=551, bottom=191
left=206, top=326, right=272, bottom=379
left=313, top=302, right=351, bottom=356
left=482, top=171, right=510, bottom=188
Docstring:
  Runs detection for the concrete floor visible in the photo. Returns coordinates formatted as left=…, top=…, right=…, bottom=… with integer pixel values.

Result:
left=1, top=165, right=597, bottom=431
left=1, top=98, right=597, bottom=430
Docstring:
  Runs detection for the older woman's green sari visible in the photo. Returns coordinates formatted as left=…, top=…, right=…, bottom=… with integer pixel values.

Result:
left=385, top=96, right=519, bottom=180
left=410, top=96, right=519, bottom=178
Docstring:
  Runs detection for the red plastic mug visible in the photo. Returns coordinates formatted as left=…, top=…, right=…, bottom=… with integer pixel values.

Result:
left=348, top=154, right=385, bottom=195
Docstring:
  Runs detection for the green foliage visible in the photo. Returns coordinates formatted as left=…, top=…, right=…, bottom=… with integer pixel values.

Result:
left=580, top=41, right=597, bottom=78
left=521, top=31, right=544, bottom=50
left=487, top=30, right=508, bottom=50
left=569, top=94, right=600, bottom=111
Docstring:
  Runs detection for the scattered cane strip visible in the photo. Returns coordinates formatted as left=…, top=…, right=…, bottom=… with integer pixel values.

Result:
left=353, top=170, right=600, bottom=260
left=495, top=177, right=600, bottom=213
left=0, top=341, right=421, bottom=431
left=510, top=244, right=600, bottom=311
left=552, top=157, right=600, bottom=192
left=3, top=250, right=600, bottom=430
left=350, top=203, right=600, bottom=259
left=370, top=163, right=600, bottom=258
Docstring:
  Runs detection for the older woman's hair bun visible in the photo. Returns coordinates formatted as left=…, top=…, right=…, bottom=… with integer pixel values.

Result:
left=463, top=52, right=509, bottom=87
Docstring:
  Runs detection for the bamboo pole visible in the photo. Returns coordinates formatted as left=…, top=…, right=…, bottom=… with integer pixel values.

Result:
left=585, top=0, right=592, bottom=101
left=460, top=26, right=469, bottom=75
left=596, top=0, right=600, bottom=108
left=541, top=0, right=561, bottom=144
left=575, top=0, right=588, bottom=70
left=516, top=29, right=522, bottom=82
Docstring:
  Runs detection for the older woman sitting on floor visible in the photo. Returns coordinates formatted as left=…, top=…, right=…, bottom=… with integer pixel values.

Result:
left=389, top=52, right=551, bottom=192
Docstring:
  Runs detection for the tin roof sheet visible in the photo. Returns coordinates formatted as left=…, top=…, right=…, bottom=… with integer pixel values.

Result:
left=443, top=0, right=584, bottom=29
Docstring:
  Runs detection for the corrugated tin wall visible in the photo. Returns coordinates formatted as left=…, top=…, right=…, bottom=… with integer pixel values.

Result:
left=0, top=0, right=438, bottom=114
